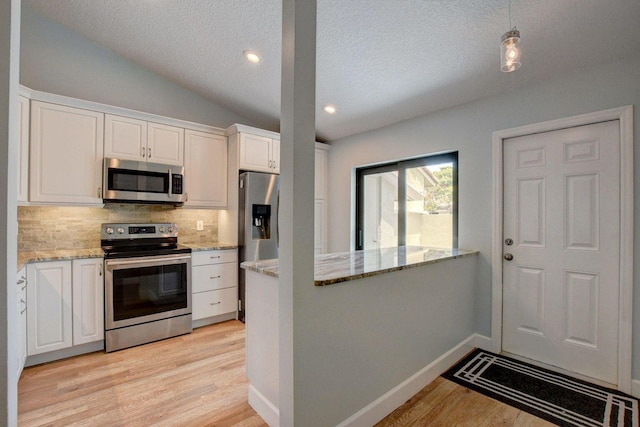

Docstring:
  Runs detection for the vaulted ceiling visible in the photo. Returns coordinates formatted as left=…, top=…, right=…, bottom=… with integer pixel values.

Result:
left=23, top=0, right=640, bottom=142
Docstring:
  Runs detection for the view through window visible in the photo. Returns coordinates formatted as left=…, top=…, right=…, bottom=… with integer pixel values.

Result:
left=355, top=152, right=458, bottom=250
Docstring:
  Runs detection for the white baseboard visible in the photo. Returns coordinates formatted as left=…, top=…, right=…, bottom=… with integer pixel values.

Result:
left=473, top=334, right=492, bottom=351
left=248, top=384, right=279, bottom=427
left=336, top=333, right=490, bottom=427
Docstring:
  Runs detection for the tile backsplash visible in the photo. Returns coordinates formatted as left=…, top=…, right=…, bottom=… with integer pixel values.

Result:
left=18, top=204, right=221, bottom=252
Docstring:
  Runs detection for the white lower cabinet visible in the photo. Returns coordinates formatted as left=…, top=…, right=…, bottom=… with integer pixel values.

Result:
left=191, top=250, right=238, bottom=322
left=17, top=268, right=27, bottom=377
left=72, top=259, right=104, bottom=345
left=26, top=258, right=104, bottom=357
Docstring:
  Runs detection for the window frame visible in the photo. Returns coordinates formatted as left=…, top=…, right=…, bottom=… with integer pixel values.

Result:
left=355, top=151, right=458, bottom=250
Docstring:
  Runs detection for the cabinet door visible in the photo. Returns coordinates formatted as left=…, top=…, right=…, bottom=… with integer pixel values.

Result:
left=192, top=288, right=238, bottom=320
left=314, top=199, right=326, bottom=255
left=314, top=148, right=327, bottom=199
left=27, top=261, right=73, bottom=355
left=29, top=101, right=104, bottom=205
left=104, top=114, right=147, bottom=162
left=17, top=268, right=27, bottom=376
left=72, top=259, right=104, bottom=345
left=184, top=130, right=228, bottom=207
left=192, top=262, right=238, bottom=293
left=17, top=96, right=29, bottom=203
left=147, top=122, right=184, bottom=166
left=239, top=133, right=273, bottom=173
left=270, top=138, right=280, bottom=173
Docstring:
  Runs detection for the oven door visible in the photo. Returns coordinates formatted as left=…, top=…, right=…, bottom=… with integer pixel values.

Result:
left=105, top=254, right=191, bottom=330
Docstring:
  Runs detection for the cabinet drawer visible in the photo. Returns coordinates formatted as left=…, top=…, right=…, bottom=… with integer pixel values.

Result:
left=192, top=263, right=237, bottom=293
left=192, top=288, right=237, bottom=320
left=191, top=250, right=237, bottom=266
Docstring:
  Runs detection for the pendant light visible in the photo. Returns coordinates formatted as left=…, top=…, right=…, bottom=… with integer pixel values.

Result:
left=501, top=0, right=521, bottom=72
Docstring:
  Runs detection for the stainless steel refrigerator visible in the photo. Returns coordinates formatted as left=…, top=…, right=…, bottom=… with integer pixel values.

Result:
left=238, top=171, right=279, bottom=322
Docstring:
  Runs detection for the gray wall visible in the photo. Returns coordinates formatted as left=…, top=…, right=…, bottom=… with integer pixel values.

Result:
left=327, top=55, right=640, bottom=378
left=20, top=4, right=251, bottom=129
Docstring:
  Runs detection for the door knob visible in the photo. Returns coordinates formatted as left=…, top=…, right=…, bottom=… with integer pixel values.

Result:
left=503, top=253, right=514, bottom=261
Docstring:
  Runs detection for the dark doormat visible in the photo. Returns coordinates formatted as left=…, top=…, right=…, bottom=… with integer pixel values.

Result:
left=442, top=349, right=639, bottom=427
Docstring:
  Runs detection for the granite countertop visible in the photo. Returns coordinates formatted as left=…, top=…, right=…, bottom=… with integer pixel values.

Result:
left=18, top=248, right=105, bottom=271
left=241, top=246, right=479, bottom=286
left=17, top=242, right=238, bottom=270
left=180, top=242, right=238, bottom=251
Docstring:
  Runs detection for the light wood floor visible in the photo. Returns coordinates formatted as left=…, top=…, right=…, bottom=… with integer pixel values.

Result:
left=375, top=376, right=555, bottom=427
left=19, top=320, right=267, bottom=427
left=20, top=321, right=554, bottom=426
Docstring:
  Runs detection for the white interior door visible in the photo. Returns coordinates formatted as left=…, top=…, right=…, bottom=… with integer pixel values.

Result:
left=502, top=120, right=620, bottom=385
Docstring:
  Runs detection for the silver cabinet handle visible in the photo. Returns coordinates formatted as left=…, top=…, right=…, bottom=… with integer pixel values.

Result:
left=99, top=264, right=103, bottom=276
left=210, top=301, right=221, bottom=306
left=210, top=275, right=221, bottom=280
left=141, top=146, right=146, bottom=158
left=210, top=255, right=221, bottom=259
left=148, top=147, right=151, bottom=158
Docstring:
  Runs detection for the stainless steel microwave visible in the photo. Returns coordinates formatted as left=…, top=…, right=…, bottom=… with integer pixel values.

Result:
left=103, top=158, right=185, bottom=204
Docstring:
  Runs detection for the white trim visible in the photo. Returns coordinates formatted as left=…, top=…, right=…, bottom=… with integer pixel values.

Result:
left=336, top=333, right=486, bottom=427
left=225, top=123, right=280, bottom=139
left=18, top=85, right=225, bottom=135
left=473, top=334, right=493, bottom=351
left=491, top=105, right=634, bottom=394
left=631, top=379, right=640, bottom=399
left=248, top=384, right=280, bottom=427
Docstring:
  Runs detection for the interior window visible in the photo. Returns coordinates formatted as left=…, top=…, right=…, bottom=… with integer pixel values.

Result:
left=355, top=152, right=458, bottom=250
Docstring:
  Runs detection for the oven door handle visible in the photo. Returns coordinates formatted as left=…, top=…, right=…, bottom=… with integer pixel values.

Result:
left=106, top=254, right=191, bottom=266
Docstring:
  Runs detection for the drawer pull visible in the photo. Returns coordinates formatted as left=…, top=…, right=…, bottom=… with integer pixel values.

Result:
left=210, top=275, right=222, bottom=280
left=210, top=256, right=221, bottom=259
left=210, top=301, right=221, bottom=306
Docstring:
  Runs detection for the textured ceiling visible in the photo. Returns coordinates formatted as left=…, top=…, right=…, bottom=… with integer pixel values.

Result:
left=23, top=0, right=640, bottom=142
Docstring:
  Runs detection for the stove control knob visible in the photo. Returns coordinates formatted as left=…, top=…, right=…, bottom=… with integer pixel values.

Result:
left=117, top=227, right=125, bottom=234
left=105, top=227, right=114, bottom=235
left=159, top=226, right=166, bottom=233
left=168, top=226, right=174, bottom=233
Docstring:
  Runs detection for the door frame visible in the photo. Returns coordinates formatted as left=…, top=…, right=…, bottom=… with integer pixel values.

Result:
left=491, top=105, right=634, bottom=393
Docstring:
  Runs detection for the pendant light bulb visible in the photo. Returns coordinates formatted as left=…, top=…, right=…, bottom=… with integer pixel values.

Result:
left=501, top=27, right=521, bottom=72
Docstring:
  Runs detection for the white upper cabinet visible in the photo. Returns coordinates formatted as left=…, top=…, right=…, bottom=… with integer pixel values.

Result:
left=29, top=101, right=104, bottom=205
left=147, top=122, right=184, bottom=165
left=104, top=115, right=147, bottom=161
left=184, top=130, right=228, bottom=208
left=314, top=146, right=328, bottom=199
left=105, top=115, right=184, bottom=166
left=239, top=133, right=280, bottom=174
left=17, top=96, right=29, bottom=204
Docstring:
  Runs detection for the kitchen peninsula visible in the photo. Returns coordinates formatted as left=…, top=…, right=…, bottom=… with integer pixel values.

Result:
left=241, top=246, right=478, bottom=426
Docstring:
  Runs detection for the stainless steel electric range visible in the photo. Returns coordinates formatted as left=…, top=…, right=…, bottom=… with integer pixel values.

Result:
left=101, top=223, right=192, bottom=352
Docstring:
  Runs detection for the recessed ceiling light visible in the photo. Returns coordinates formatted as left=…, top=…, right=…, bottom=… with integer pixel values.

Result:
left=243, top=50, right=261, bottom=63
left=323, top=104, right=336, bottom=114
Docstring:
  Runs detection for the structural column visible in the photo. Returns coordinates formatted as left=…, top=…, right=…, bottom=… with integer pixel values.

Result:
left=0, top=0, right=21, bottom=425
left=279, top=0, right=317, bottom=425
